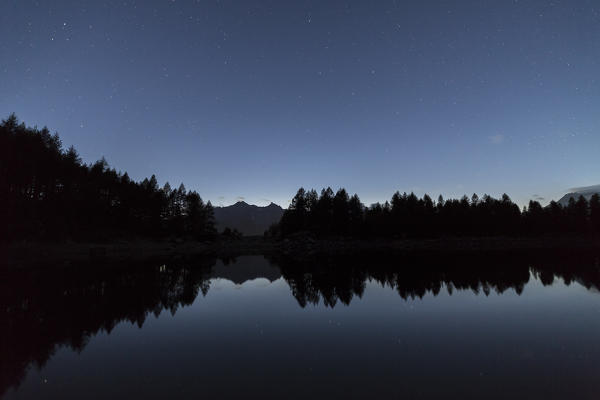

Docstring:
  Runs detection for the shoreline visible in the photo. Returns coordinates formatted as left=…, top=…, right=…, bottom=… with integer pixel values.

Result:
left=2, top=235, right=599, bottom=268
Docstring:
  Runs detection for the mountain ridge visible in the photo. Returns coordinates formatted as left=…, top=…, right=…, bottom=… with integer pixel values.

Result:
left=213, top=201, right=284, bottom=236
left=557, top=184, right=600, bottom=206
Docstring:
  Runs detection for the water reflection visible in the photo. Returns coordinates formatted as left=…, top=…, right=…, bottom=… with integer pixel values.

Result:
left=0, top=255, right=218, bottom=397
left=1, top=251, right=599, bottom=398
left=273, top=252, right=600, bottom=307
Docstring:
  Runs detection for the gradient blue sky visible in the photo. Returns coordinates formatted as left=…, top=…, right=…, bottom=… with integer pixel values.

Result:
left=1, top=0, right=598, bottom=207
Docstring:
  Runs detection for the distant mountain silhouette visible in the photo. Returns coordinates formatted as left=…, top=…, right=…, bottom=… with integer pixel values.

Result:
left=214, top=201, right=284, bottom=236
left=557, top=184, right=600, bottom=206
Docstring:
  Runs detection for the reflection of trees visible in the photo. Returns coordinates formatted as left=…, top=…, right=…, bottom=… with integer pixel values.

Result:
left=1, top=251, right=599, bottom=396
left=0, top=255, right=217, bottom=397
left=270, top=251, right=600, bottom=308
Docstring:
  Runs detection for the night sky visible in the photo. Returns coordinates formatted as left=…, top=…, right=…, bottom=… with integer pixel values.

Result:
left=2, top=0, right=598, bottom=207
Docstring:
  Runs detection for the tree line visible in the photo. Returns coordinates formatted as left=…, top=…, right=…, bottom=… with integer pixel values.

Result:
left=0, top=114, right=216, bottom=241
left=271, top=187, right=600, bottom=238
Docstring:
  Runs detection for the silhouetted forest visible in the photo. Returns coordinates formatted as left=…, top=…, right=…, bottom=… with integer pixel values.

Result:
left=271, top=187, right=600, bottom=238
left=3, top=115, right=599, bottom=242
left=0, top=115, right=216, bottom=241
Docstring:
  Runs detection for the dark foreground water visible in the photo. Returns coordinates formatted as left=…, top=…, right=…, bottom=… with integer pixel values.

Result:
left=2, top=251, right=600, bottom=399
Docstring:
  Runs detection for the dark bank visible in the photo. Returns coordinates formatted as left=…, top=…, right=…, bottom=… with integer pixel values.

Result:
left=2, top=115, right=599, bottom=264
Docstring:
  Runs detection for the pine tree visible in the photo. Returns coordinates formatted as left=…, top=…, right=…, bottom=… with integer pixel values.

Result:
left=590, top=194, right=600, bottom=233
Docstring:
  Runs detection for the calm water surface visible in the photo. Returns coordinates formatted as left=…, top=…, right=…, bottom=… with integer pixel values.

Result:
left=2, top=252, right=600, bottom=399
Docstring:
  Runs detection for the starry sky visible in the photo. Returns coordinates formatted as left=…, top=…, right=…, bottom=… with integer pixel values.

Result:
left=1, top=0, right=599, bottom=207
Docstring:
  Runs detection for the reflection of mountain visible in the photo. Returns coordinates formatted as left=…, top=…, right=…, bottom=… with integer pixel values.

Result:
left=210, top=256, right=282, bottom=284
left=213, top=201, right=284, bottom=236
left=1, top=250, right=599, bottom=396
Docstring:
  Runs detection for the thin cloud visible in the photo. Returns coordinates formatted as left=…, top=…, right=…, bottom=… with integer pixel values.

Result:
left=568, top=184, right=600, bottom=193
left=489, top=134, right=505, bottom=144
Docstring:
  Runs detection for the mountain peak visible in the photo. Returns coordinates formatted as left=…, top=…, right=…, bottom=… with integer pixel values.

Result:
left=557, top=184, right=600, bottom=206
left=225, top=200, right=283, bottom=209
left=213, top=201, right=283, bottom=236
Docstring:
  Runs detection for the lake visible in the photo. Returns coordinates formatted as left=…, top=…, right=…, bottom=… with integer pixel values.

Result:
left=2, top=251, right=600, bottom=399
